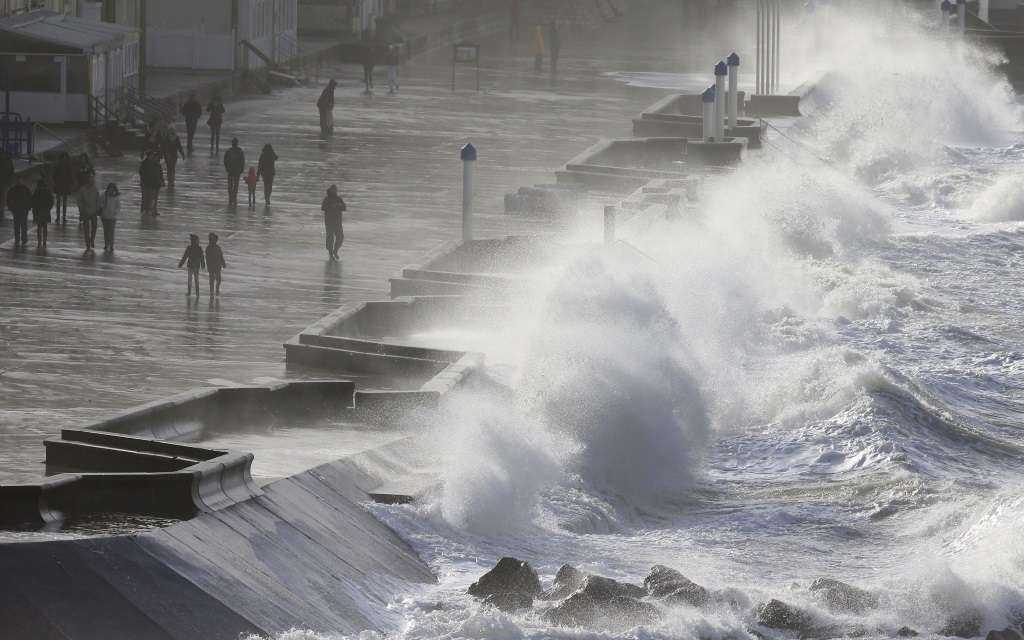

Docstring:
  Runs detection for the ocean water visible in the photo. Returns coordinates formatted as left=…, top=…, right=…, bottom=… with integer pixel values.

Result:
left=250, top=6, right=1024, bottom=640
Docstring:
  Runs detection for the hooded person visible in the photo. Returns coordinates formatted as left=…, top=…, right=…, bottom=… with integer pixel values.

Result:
left=321, top=184, right=346, bottom=261
left=178, top=233, right=205, bottom=297
left=139, top=151, right=165, bottom=216
left=317, top=79, right=337, bottom=137
left=256, top=143, right=278, bottom=204
left=223, top=138, right=245, bottom=206
left=205, top=232, right=227, bottom=297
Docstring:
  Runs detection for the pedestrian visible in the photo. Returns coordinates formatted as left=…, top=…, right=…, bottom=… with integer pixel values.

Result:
left=52, top=152, right=76, bottom=225
left=99, top=182, right=120, bottom=254
left=31, top=177, right=53, bottom=249
left=181, top=92, right=203, bottom=155
left=548, top=21, right=561, bottom=75
left=7, top=178, right=32, bottom=249
left=256, top=143, right=277, bottom=205
left=317, top=79, right=337, bottom=137
left=531, top=24, right=545, bottom=72
left=321, top=184, right=346, bottom=261
left=386, top=44, right=400, bottom=95
left=510, top=0, right=521, bottom=41
left=0, top=148, right=14, bottom=223
left=162, top=132, right=185, bottom=187
left=139, top=151, right=165, bottom=216
left=244, top=166, right=257, bottom=209
left=75, top=173, right=100, bottom=254
left=178, top=233, right=205, bottom=297
left=205, top=232, right=226, bottom=297
left=362, top=46, right=376, bottom=95
left=74, top=153, right=94, bottom=189
left=223, top=138, right=245, bottom=207
left=207, top=94, right=225, bottom=155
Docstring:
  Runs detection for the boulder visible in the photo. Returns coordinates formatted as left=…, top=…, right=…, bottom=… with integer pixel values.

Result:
left=986, top=629, right=1023, bottom=640
left=644, top=565, right=709, bottom=607
left=940, top=609, right=984, bottom=639
left=757, top=599, right=816, bottom=633
left=483, top=591, right=533, bottom=614
left=542, top=592, right=661, bottom=629
left=543, top=591, right=599, bottom=627
left=543, top=565, right=588, bottom=600
left=467, top=557, right=542, bottom=599
left=605, top=596, right=662, bottom=627
left=575, top=575, right=646, bottom=603
left=897, top=627, right=920, bottom=637
left=809, top=578, right=879, bottom=614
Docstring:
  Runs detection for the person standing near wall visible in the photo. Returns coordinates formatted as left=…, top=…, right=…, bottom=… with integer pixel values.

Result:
left=99, top=183, right=120, bottom=254
left=75, top=174, right=101, bottom=254
left=318, top=79, right=337, bottom=137
left=530, top=24, right=545, bottom=72
left=0, top=148, right=14, bottom=223
left=7, top=177, right=32, bottom=249
left=257, top=144, right=278, bottom=205
left=321, top=184, right=346, bottom=261
left=52, top=153, right=76, bottom=226
left=181, top=92, right=203, bottom=156
left=207, top=94, right=226, bottom=155
left=223, top=138, right=245, bottom=207
left=31, top=177, right=53, bottom=249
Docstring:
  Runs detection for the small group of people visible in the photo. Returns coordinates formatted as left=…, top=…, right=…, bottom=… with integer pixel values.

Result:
left=530, top=21, right=562, bottom=74
left=225, top=139, right=278, bottom=208
left=4, top=173, right=119, bottom=253
left=178, top=232, right=227, bottom=297
left=180, top=92, right=226, bottom=156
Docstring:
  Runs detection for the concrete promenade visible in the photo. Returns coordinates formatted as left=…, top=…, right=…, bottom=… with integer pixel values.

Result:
left=0, top=5, right=676, bottom=482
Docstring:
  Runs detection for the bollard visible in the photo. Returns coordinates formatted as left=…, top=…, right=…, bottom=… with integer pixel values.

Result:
left=727, top=52, right=740, bottom=130
left=460, top=143, right=476, bottom=243
left=714, top=60, right=728, bottom=140
left=702, top=85, right=716, bottom=140
left=604, top=205, right=616, bottom=244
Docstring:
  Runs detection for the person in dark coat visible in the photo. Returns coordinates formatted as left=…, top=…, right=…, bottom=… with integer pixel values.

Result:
left=362, top=46, right=376, bottom=95
left=256, top=144, right=278, bottom=205
left=205, top=232, right=226, bottom=297
left=317, top=79, right=337, bottom=137
left=162, top=133, right=186, bottom=187
left=31, top=178, right=54, bottom=249
left=0, top=148, right=14, bottom=223
left=7, top=178, right=32, bottom=249
left=139, top=151, right=165, bottom=216
left=178, top=233, right=205, bottom=297
left=321, top=184, right=346, bottom=261
left=548, top=21, right=561, bottom=75
left=207, top=95, right=225, bottom=155
left=75, top=174, right=100, bottom=253
left=52, top=152, right=76, bottom=225
left=223, top=138, right=245, bottom=206
left=181, top=92, right=203, bottom=155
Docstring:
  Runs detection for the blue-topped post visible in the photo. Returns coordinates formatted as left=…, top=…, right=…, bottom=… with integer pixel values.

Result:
left=460, top=142, right=477, bottom=242
left=714, top=60, right=728, bottom=140
left=702, top=86, right=716, bottom=141
left=727, top=52, right=740, bottom=130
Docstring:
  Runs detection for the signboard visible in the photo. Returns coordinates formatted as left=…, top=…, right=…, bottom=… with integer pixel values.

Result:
left=451, top=43, right=480, bottom=92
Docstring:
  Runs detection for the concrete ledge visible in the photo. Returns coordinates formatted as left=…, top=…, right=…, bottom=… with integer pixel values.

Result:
left=353, top=390, right=442, bottom=425
left=747, top=94, right=801, bottom=117
left=686, top=137, right=748, bottom=166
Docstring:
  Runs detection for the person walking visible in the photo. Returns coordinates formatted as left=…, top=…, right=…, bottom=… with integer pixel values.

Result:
left=223, top=138, right=245, bottom=207
left=244, top=166, right=257, bottom=209
left=548, top=21, right=561, bottom=75
left=139, top=151, right=165, bottom=216
left=321, top=184, right=346, bottom=261
left=206, top=94, right=225, bottom=155
left=75, top=174, right=101, bottom=253
left=162, top=132, right=186, bottom=187
left=31, top=177, right=53, bottom=249
left=52, top=152, right=76, bottom=225
left=0, top=148, right=14, bottom=223
left=386, top=44, right=400, bottom=95
left=205, top=232, right=226, bottom=297
left=317, top=79, right=337, bottom=137
left=256, top=143, right=278, bottom=205
left=99, top=182, right=120, bottom=254
left=181, top=92, right=203, bottom=155
left=362, top=46, right=376, bottom=95
left=531, top=24, right=545, bottom=72
left=178, top=233, right=205, bottom=297
left=7, top=178, right=32, bottom=249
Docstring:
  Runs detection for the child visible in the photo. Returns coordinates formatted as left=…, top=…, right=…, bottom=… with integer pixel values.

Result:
left=178, top=234, right=205, bottom=297
left=100, top=183, right=120, bottom=254
left=205, top=232, right=227, bottom=297
left=243, top=166, right=257, bottom=209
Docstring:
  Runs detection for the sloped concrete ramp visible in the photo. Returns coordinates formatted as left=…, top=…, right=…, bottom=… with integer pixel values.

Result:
left=0, top=457, right=435, bottom=639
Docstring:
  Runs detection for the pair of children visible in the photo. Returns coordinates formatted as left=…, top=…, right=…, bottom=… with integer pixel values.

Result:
left=178, top=232, right=227, bottom=297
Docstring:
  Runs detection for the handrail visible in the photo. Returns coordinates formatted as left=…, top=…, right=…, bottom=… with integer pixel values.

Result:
left=33, top=121, right=70, bottom=148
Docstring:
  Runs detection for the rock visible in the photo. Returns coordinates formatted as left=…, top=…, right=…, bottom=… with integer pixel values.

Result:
left=711, top=587, right=752, bottom=611
left=543, top=565, right=588, bottom=600
left=809, top=578, right=879, bottom=614
left=605, top=596, right=662, bottom=627
left=575, top=575, right=646, bottom=603
left=543, top=591, right=598, bottom=627
left=467, top=557, right=542, bottom=599
left=757, top=599, right=816, bottom=633
left=644, top=565, right=709, bottom=607
left=483, top=591, right=533, bottom=614
left=986, top=629, right=1023, bottom=640
left=939, top=609, right=984, bottom=638
left=897, top=627, right=920, bottom=637
left=542, top=592, right=661, bottom=629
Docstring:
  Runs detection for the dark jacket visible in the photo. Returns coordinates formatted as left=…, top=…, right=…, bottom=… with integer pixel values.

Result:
left=206, top=244, right=226, bottom=272
left=224, top=147, right=245, bottom=176
left=257, top=148, right=278, bottom=179
left=322, top=193, right=346, bottom=228
left=206, top=100, right=225, bottom=127
left=53, top=157, right=76, bottom=196
left=163, top=136, right=185, bottom=162
left=179, top=244, right=205, bottom=270
left=181, top=98, right=202, bottom=123
left=32, top=185, right=54, bottom=216
left=6, top=183, right=31, bottom=214
left=0, top=151, right=13, bottom=185
left=317, top=85, right=335, bottom=112
left=139, top=157, right=164, bottom=189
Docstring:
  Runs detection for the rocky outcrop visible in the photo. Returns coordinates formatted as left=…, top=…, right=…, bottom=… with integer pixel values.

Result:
left=576, top=575, right=646, bottom=601
left=543, top=564, right=588, bottom=600
left=467, top=557, right=541, bottom=600
left=986, top=628, right=1024, bottom=640
left=644, top=565, right=709, bottom=607
left=809, top=578, right=879, bottom=614
left=757, top=599, right=817, bottom=633
left=484, top=591, right=533, bottom=613
left=939, top=609, right=984, bottom=638
left=897, top=626, right=920, bottom=637
left=542, top=591, right=661, bottom=629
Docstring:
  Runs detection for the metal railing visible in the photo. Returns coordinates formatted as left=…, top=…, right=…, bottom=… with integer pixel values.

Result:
left=0, top=112, right=34, bottom=157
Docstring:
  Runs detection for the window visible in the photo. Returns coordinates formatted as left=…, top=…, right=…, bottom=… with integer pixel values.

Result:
left=1, top=54, right=61, bottom=92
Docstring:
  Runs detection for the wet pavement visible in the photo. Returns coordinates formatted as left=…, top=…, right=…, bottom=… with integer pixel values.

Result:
left=0, top=3, right=692, bottom=482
